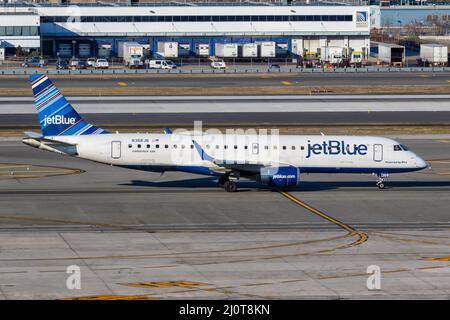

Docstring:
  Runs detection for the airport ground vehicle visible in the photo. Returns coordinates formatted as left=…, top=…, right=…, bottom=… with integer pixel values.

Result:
left=147, top=60, right=176, bottom=69
left=56, top=59, right=69, bottom=70
left=120, top=42, right=144, bottom=68
left=68, top=59, right=80, bottom=70
left=22, top=57, right=48, bottom=68
left=94, top=59, right=109, bottom=69
left=420, top=44, right=448, bottom=66
left=211, top=59, right=226, bottom=69
left=23, top=74, right=428, bottom=192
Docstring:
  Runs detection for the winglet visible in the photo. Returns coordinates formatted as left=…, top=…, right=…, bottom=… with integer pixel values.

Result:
left=163, top=127, right=173, bottom=134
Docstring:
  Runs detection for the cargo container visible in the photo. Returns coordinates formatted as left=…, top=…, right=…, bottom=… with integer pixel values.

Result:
left=157, top=42, right=178, bottom=58
left=0, top=47, right=5, bottom=61
left=215, top=43, right=238, bottom=58
left=320, top=46, right=344, bottom=65
left=196, top=44, right=210, bottom=56
left=420, top=44, right=448, bottom=66
left=256, top=41, right=276, bottom=58
left=241, top=43, right=257, bottom=58
left=378, top=43, right=405, bottom=67
left=121, top=42, right=144, bottom=68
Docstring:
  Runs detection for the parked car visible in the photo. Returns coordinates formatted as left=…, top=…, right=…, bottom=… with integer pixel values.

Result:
left=69, top=58, right=80, bottom=70
left=77, top=60, right=88, bottom=69
left=56, top=59, right=69, bottom=70
left=269, top=63, right=280, bottom=69
left=86, top=57, right=96, bottom=68
left=94, top=58, right=109, bottom=69
left=22, top=57, right=48, bottom=68
left=210, top=59, right=226, bottom=70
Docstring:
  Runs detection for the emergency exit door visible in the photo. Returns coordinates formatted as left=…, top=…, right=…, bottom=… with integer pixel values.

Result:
left=373, top=144, right=383, bottom=162
left=111, top=141, right=121, bottom=159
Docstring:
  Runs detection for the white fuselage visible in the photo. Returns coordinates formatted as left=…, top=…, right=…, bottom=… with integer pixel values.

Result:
left=43, top=133, right=427, bottom=177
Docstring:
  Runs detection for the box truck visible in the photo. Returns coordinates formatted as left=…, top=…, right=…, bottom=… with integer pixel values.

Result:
left=242, top=43, right=258, bottom=58
left=378, top=43, right=405, bottom=67
left=420, top=44, right=448, bottom=66
left=121, top=42, right=144, bottom=68
left=257, top=42, right=276, bottom=58
left=215, top=43, right=238, bottom=58
left=157, top=42, right=178, bottom=58
left=320, top=46, right=344, bottom=65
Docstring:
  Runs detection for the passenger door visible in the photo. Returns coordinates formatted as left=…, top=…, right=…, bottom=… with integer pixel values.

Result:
left=373, top=144, right=383, bottom=162
left=252, top=143, right=259, bottom=155
left=111, top=141, right=121, bottom=159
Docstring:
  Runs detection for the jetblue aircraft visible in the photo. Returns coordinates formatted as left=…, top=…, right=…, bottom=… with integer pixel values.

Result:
left=23, top=74, right=427, bottom=192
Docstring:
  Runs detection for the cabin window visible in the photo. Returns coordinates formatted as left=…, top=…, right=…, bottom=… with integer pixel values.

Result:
left=137, top=144, right=141, bottom=148
left=165, top=144, right=168, bottom=148
left=128, top=144, right=132, bottom=148
left=273, top=146, right=278, bottom=150
left=216, top=145, right=220, bottom=149
left=224, top=145, right=228, bottom=149
left=234, top=145, right=238, bottom=149
left=282, top=146, right=286, bottom=150
left=245, top=146, right=248, bottom=150
left=300, top=146, right=305, bottom=150
left=155, top=144, right=159, bottom=148
left=173, top=144, right=177, bottom=149
left=206, top=145, right=210, bottom=149
left=291, top=146, right=296, bottom=150
left=394, top=145, right=401, bottom=151
left=264, top=146, right=268, bottom=150
left=146, top=144, right=150, bottom=148
left=190, top=145, right=194, bottom=149
left=181, top=145, right=185, bottom=149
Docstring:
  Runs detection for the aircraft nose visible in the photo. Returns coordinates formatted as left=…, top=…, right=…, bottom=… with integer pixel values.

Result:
left=416, top=156, right=428, bottom=169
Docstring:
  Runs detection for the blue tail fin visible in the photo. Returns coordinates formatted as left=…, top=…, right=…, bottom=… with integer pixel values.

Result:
left=29, top=74, right=109, bottom=136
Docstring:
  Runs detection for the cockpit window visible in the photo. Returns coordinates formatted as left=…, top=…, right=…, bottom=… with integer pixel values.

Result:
left=393, top=145, right=402, bottom=151
left=400, top=144, right=409, bottom=151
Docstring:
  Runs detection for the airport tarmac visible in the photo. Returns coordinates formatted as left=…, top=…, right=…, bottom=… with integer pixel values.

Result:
left=0, top=137, right=449, bottom=299
left=1, top=72, right=450, bottom=88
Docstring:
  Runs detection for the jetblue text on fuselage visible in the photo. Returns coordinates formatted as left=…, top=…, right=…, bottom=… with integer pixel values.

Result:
left=44, top=115, right=76, bottom=126
left=306, top=140, right=368, bottom=158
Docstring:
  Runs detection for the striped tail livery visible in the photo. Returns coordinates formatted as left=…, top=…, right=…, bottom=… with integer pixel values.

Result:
left=30, top=74, right=109, bottom=136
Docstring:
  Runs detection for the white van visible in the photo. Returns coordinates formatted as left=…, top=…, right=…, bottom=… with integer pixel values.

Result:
left=148, top=60, right=177, bottom=69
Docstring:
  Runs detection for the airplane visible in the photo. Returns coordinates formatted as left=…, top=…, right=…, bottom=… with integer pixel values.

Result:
left=22, top=74, right=428, bottom=192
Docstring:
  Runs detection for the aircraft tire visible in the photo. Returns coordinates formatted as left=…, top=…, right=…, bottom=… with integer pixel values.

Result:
left=224, top=181, right=237, bottom=192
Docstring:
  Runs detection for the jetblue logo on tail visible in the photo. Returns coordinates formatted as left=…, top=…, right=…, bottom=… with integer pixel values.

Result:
left=306, top=140, right=368, bottom=159
left=43, top=115, right=77, bottom=126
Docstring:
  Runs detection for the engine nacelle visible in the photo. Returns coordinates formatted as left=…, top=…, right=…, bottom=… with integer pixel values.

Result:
left=259, top=166, right=300, bottom=187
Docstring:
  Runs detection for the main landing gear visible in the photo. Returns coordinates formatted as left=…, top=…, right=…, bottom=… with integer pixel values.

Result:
left=218, top=175, right=238, bottom=192
left=375, top=173, right=389, bottom=189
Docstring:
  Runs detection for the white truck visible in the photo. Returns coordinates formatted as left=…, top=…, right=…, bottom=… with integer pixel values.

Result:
left=320, top=46, right=344, bottom=65
left=121, top=42, right=144, bottom=69
left=148, top=60, right=177, bottom=70
left=157, top=42, right=178, bottom=58
left=256, top=41, right=276, bottom=58
left=378, top=43, right=405, bottom=67
left=241, top=43, right=258, bottom=58
left=215, top=43, right=238, bottom=58
left=350, top=50, right=364, bottom=67
left=420, top=44, right=448, bottom=66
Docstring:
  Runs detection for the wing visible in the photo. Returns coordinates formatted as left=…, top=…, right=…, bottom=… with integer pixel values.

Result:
left=192, top=139, right=296, bottom=175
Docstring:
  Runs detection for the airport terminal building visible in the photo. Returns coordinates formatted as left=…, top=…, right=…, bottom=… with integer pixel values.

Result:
left=0, top=4, right=370, bottom=59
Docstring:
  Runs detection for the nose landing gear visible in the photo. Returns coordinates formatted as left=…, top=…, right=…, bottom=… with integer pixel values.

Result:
left=375, top=173, right=389, bottom=189
left=218, top=174, right=239, bottom=192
